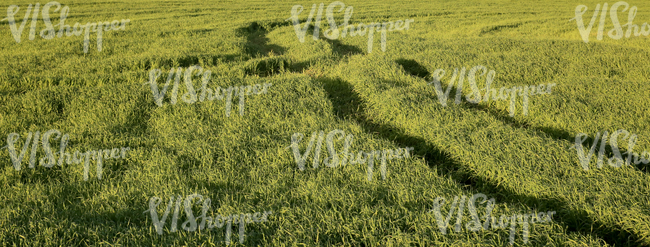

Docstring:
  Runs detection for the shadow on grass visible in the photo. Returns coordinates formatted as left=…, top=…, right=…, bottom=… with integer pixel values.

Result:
left=396, top=59, right=430, bottom=80
left=238, top=21, right=363, bottom=77
left=139, top=54, right=242, bottom=71
left=249, top=28, right=648, bottom=245
left=236, top=21, right=288, bottom=58
left=113, top=88, right=154, bottom=136
left=396, top=59, right=650, bottom=174
left=316, top=75, right=644, bottom=246
left=6, top=162, right=262, bottom=245
left=306, top=24, right=363, bottom=57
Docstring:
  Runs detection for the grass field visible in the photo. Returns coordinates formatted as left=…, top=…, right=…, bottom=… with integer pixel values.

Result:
left=1, top=0, right=650, bottom=246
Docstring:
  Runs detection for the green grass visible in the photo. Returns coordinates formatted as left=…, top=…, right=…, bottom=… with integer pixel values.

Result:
left=1, top=0, right=650, bottom=246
